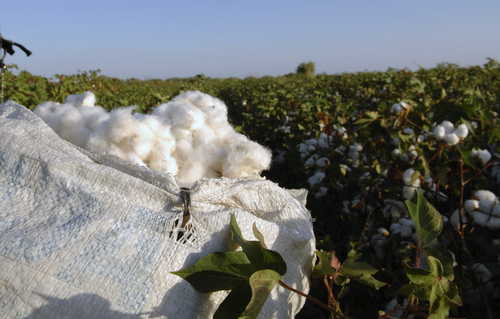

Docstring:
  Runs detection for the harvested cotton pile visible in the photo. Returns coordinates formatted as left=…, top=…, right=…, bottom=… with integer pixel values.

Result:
left=33, top=91, right=272, bottom=187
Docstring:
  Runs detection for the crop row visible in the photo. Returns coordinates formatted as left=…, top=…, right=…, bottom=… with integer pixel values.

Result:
left=2, top=59, right=500, bottom=317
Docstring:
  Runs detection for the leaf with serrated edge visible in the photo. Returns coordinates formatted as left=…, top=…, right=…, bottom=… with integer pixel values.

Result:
left=230, top=214, right=287, bottom=275
left=406, top=191, right=443, bottom=245
left=239, top=270, right=281, bottom=319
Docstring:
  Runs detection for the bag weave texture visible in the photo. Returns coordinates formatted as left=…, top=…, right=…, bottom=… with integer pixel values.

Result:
left=0, top=100, right=315, bottom=318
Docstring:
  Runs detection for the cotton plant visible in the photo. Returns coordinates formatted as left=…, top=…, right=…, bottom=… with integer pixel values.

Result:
left=450, top=190, right=500, bottom=230
left=402, top=168, right=421, bottom=199
left=391, top=101, right=410, bottom=116
left=471, top=148, right=492, bottom=165
left=433, top=120, right=469, bottom=146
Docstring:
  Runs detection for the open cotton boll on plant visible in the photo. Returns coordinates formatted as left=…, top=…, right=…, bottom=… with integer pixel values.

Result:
left=33, top=91, right=272, bottom=187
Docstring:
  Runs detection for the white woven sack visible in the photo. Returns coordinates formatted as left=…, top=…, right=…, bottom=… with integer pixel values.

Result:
left=0, top=100, right=315, bottom=318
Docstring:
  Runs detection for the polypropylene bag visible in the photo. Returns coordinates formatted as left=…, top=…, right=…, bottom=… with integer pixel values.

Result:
left=0, top=100, right=315, bottom=318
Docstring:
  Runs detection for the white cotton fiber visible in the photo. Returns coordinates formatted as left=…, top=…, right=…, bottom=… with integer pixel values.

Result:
left=33, top=91, right=272, bottom=187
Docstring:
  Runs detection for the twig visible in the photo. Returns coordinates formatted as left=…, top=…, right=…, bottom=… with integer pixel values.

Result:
left=278, top=280, right=348, bottom=319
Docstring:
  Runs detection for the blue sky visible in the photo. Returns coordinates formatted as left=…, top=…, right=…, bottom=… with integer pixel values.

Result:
left=1, top=1, right=499, bottom=80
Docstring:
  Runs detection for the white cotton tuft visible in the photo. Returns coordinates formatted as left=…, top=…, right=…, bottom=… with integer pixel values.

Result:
left=464, top=200, right=479, bottom=214
left=445, top=133, right=460, bottom=146
left=34, top=91, right=272, bottom=187
left=315, top=157, right=330, bottom=168
left=441, top=121, right=455, bottom=134
left=454, top=124, right=468, bottom=138
left=472, top=149, right=492, bottom=165
left=479, top=199, right=494, bottom=214
left=391, top=103, right=403, bottom=115
left=64, top=91, right=96, bottom=107
left=308, top=171, right=325, bottom=188
left=315, top=187, right=328, bottom=199
left=433, top=126, right=445, bottom=141
left=474, top=211, right=490, bottom=227
left=348, top=143, right=363, bottom=162
left=474, top=190, right=498, bottom=202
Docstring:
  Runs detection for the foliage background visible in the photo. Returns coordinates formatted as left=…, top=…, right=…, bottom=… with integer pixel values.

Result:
left=2, top=59, right=500, bottom=318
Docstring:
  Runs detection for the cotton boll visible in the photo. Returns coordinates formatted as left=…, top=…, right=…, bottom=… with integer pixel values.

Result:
left=315, top=186, right=328, bottom=199
left=474, top=190, right=498, bottom=202
left=450, top=209, right=468, bottom=231
left=390, top=223, right=401, bottom=234
left=403, top=128, right=414, bottom=136
left=474, top=211, right=490, bottom=227
left=487, top=214, right=500, bottom=229
left=305, top=138, right=317, bottom=146
left=219, top=140, right=272, bottom=179
left=454, top=124, right=468, bottom=138
left=316, top=157, right=330, bottom=168
left=318, top=138, right=329, bottom=149
left=399, top=224, right=413, bottom=238
left=403, top=186, right=416, bottom=199
left=385, top=299, right=408, bottom=319
left=399, top=218, right=415, bottom=229
left=391, top=103, right=403, bottom=115
left=304, top=155, right=319, bottom=167
left=402, top=168, right=415, bottom=184
left=64, top=91, right=96, bottom=107
left=472, top=149, right=492, bottom=165
left=479, top=199, right=494, bottom=214
left=299, top=143, right=308, bottom=153
left=441, top=121, right=455, bottom=134
left=445, top=133, right=460, bottom=146
left=308, top=171, right=325, bottom=188
left=434, top=126, right=445, bottom=141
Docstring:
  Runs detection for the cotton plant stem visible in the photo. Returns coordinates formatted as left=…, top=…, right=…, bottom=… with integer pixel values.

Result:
left=278, top=280, right=347, bottom=319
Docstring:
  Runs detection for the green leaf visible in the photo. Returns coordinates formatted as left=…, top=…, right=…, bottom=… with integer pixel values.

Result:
left=365, top=111, right=379, bottom=119
left=353, top=118, right=375, bottom=127
left=458, top=144, right=477, bottom=169
left=399, top=256, right=462, bottom=318
left=214, top=285, right=253, bottom=319
left=172, top=251, right=255, bottom=293
left=405, top=190, right=443, bottom=245
left=431, top=101, right=476, bottom=123
left=338, top=258, right=387, bottom=290
left=311, top=251, right=337, bottom=278
left=437, top=163, right=449, bottom=185
left=423, top=241, right=454, bottom=280
left=173, top=214, right=289, bottom=319
left=230, top=214, right=287, bottom=275
left=252, top=223, right=268, bottom=249
left=239, top=270, right=281, bottom=319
